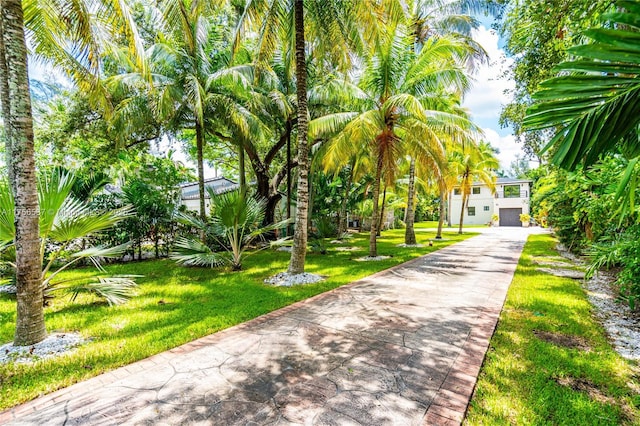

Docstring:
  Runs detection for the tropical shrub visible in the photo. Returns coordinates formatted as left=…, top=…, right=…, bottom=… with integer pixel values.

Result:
left=171, top=189, right=289, bottom=271
left=588, top=225, right=640, bottom=309
left=0, top=170, right=138, bottom=305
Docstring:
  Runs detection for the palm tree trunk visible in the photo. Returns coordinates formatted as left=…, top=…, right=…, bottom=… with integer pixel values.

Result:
left=404, top=156, right=417, bottom=245
left=238, top=142, right=246, bottom=194
left=195, top=120, right=206, bottom=222
left=287, top=0, right=309, bottom=274
left=0, top=16, right=14, bottom=187
left=338, top=163, right=354, bottom=235
left=436, top=188, right=445, bottom=239
left=369, top=155, right=383, bottom=257
left=458, top=193, right=466, bottom=234
left=1, top=2, right=46, bottom=346
left=377, top=185, right=386, bottom=237
left=447, top=190, right=452, bottom=227
left=286, top=122, right=292, bottom=236
left=307, top=171, right=314, bottom=233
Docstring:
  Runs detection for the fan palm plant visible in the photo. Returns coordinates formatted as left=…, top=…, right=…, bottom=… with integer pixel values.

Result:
left=171, top=188, right=289, bottom=271
left=0, top=170, right=137, bottom=305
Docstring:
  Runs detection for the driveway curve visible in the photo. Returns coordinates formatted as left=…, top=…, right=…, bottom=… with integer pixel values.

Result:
left=1, top=227, right=537, bottom=425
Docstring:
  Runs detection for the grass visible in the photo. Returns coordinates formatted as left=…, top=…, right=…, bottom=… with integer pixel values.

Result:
left=417, top=220, right=491, bottom=229
left=465, top=233, right=640, bottom=425
left=0, top=223, right=474, bottom=411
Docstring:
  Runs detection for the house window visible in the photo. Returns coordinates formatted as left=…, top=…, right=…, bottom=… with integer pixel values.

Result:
left=454, top=188, right=461, bottom=195
left=504, top=185, right=520, bottom=198
left=467, top=206, right=475, bottom=216
left=484, top=206, right=490, bottom=211
left=472, top=187, right=480, bottom=195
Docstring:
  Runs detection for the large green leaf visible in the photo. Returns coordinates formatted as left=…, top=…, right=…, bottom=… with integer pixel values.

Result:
left=524, top=2, right=640, bottom=169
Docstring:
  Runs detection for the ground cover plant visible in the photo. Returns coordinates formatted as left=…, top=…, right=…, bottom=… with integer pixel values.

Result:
left=465, top=233, right=640, bottom=425
left=0, top=224, right=473, bottom=410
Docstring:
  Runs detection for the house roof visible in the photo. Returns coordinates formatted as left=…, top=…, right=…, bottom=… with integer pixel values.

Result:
left=495, top=177, right=533, bottom=184
left=462, top=177, right=532, bottom=188
left=181, top=177, right=239, bottom=200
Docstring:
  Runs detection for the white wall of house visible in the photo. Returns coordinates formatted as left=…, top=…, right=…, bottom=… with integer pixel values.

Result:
left=450, top=185, right=494, bottom=225
left=449, top=179, right=532, bottom=226
left=494, top=182, right=530, bottom=214
left=182, top=198, right=211, bottom=213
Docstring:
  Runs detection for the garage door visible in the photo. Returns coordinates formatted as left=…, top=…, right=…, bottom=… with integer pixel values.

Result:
left=499, top=208, right=522, bottom=227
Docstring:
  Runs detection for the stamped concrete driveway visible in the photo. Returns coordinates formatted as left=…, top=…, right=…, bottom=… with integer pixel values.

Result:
left=1, top=227, right=536, bottom=426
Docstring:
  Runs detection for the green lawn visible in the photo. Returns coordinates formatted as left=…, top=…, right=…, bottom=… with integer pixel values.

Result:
left=417, top=220, right=491, bottom=229
left=466, top=233, right=640, bottom=425
left=0, top=224, right=473, bottom=410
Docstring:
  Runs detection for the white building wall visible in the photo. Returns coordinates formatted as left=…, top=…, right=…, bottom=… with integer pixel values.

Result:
left=493, top=182, right=530, bottom=216
left=182, top=198, right=212, bottom=213
left=449, top=180, right=532, bottom=226
left=450, top=186, right=495, bottom=225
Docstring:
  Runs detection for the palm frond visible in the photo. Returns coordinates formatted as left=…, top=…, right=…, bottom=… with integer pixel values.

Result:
left=53, top=275, right=138, bottom=306
left=524, top=5, right=640, bottom=169
left=170, top=237, right=227, bottom=267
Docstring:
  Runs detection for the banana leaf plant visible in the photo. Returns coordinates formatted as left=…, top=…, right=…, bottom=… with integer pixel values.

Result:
left=171, top=188, right=290, bottom=271
left=0, top=170, right=138, bottom=305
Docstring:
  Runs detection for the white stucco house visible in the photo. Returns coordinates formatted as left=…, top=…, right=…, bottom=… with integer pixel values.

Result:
left=180, top=177, right=239, bottom=212
left=449, top=177, right=532, bottom=226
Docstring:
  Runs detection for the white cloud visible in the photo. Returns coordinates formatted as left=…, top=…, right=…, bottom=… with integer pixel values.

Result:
left=463, top=26, right=514, bottom=119
left=482, top=128, right=519, bottom=170
left=462, top=26, right=533, bottom=171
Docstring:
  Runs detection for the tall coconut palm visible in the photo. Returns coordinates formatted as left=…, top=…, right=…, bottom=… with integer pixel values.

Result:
left=234, top=0, right=396, bottom=274
left=108, top=0, right=261, bottom=222
left=0, top=0, right=45, bottom=346
left=449, top=141, right=498, bottom=234
left=402, top=0, right=490, bottom=245
left=316, top=32, right=480, bottom=257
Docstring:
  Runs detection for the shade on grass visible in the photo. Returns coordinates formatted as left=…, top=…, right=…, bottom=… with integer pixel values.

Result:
left=0, top=225, right=472, bottom=410
left=466, top=234, right=640, bottom=425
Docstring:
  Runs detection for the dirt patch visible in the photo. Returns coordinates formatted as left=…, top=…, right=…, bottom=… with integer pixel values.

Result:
left=555, top=376, right=613, bottom=404
left=555, top=376, right=637, bottom=423
left=533, top=330, right=591, bottom=352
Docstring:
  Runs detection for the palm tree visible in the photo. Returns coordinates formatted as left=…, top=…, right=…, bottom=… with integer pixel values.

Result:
left=234, top=0, right=391, bottom=274
left=0, top=0, right=45, bottom=346
left=0, top=0, right=144, bottom=346
left=402, top=0, right=489, bottom=245
left=449, top=141, right=498, bottom=233
left=316, top=32, right=479, bottom=256
left=108, top=1, right=261, bottom=222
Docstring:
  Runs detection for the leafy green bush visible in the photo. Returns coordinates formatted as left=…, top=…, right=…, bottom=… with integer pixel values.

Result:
left=588, top=225, right=640, bottom=309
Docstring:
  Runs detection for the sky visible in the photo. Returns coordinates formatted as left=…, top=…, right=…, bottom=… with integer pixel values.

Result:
left=461, top=24, right=523, bottom=172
